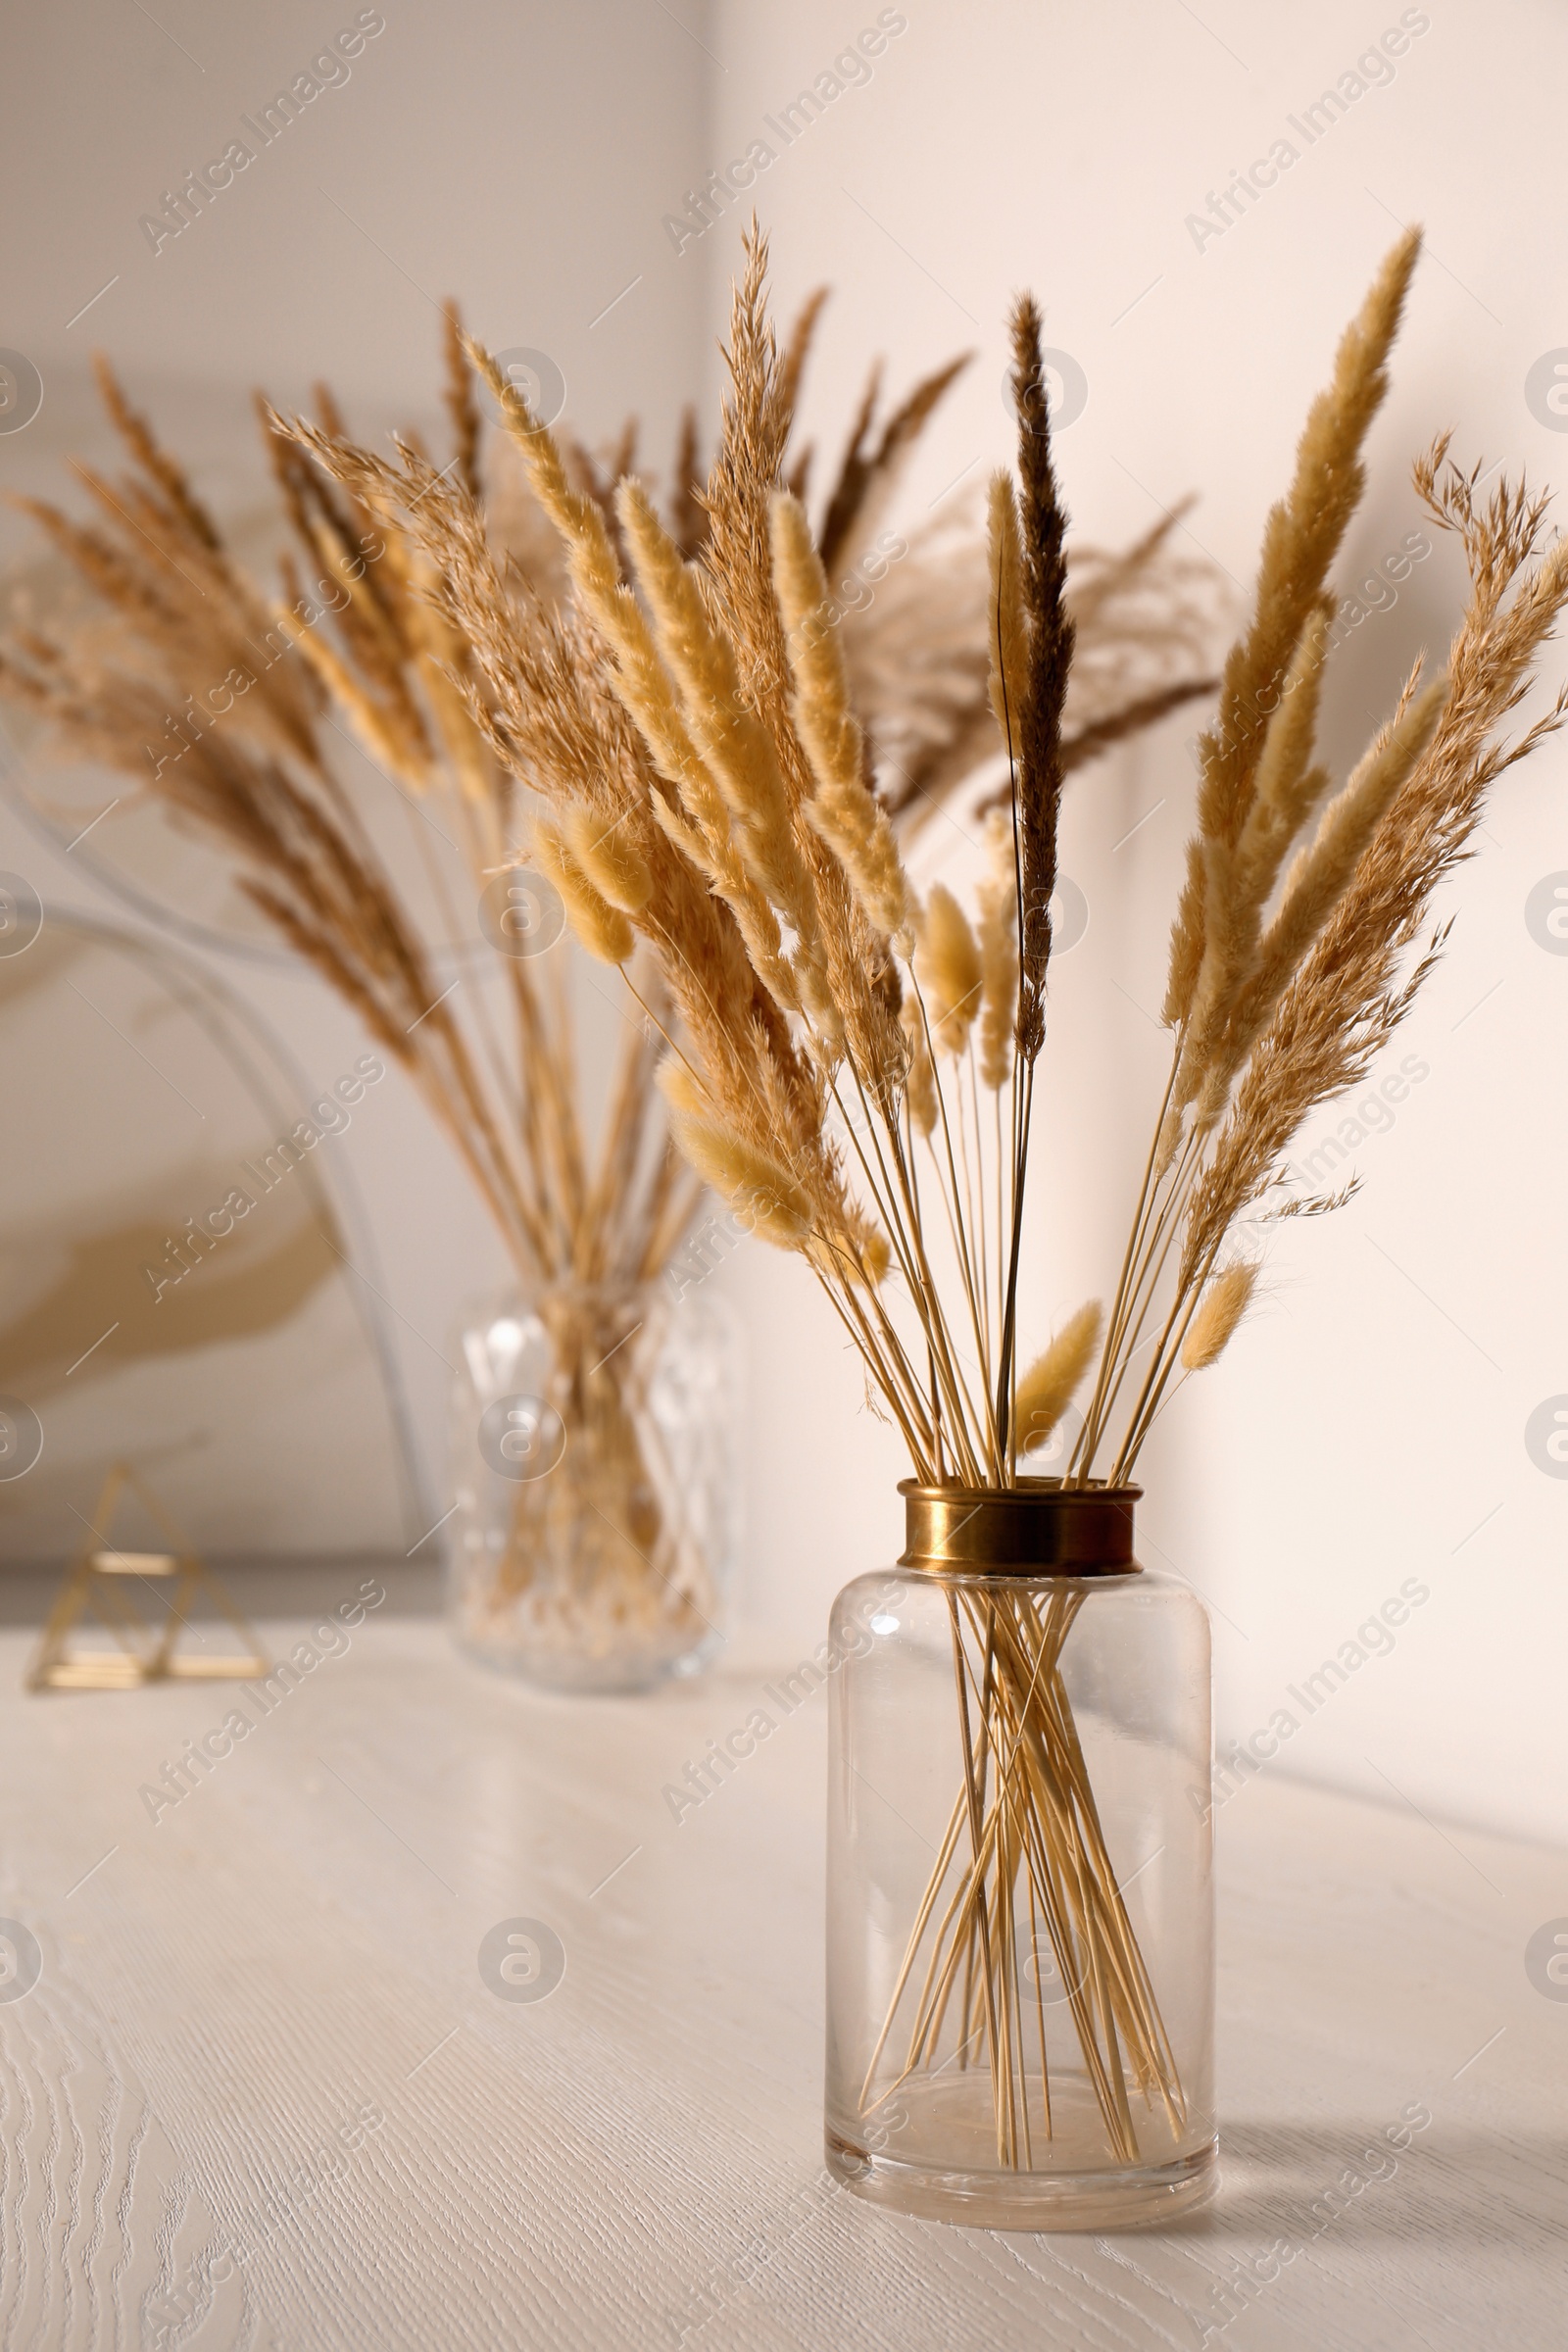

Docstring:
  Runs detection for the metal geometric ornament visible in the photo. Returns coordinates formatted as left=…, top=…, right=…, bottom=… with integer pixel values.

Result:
left=25, top=1462, right=270, bottom=1692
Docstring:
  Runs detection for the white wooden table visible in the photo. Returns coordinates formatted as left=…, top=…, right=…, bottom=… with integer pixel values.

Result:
left=2, top=1576, right=1564, bottom=2350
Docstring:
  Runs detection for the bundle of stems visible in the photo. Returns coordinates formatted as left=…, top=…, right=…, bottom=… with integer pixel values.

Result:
left=867, top=1578, right=1187, bottom=2168
left=320, top=220, right=1568, bottom=2163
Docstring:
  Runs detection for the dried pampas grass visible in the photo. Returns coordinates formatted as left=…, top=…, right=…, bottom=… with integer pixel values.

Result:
left=337, top=220, right=1567, bottom=1506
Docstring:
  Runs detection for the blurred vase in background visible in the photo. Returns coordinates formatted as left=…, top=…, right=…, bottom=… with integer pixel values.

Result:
left=448, top=1276, right=738, bottom=1690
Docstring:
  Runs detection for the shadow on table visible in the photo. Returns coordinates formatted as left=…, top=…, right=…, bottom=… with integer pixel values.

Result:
left=1167, top=2119, right=1568, bottom=2247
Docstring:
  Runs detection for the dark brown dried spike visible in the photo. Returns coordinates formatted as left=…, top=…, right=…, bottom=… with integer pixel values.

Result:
left=1009, top=293, right=1075, bottom=1062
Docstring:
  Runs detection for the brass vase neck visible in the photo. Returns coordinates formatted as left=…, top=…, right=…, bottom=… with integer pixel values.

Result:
left=898, top=1479, right=1142, bottom=1578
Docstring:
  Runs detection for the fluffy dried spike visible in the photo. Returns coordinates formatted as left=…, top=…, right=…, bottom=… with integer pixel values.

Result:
left=1181, top=1262, right=1258, bottom=1370
left=656, top=1054, right=706, bottom=1123
left=1179, top=604, right=1335, bottom=1086
left=1152, top=1106, right=1185, bottom=1183
left=466, top=339, right=625, bottom=614
left=976, top=808, right=1019, bottom=1091
left=915, top=883, right=982, bottom=1058
left=1196, top=671, right=1449, bottom=1119
left=91, top=353, right=223, bottom=554
left=656, top=1062, right=813, bottom=1249
left=1165, top=227, right=1421, bottom=1029
left=778, top=284, right=830, bottom=425
left=818, top=351, right=969, bottom=574
left=901, top=990, right=938, bottom=1136
left=1016, top=1301, right=1102, bottom=1453
left=811, top=1224, right=893, bottom=1290
left=533, top=823, right=635, bottom=964
left=857, top=1230, right=892, bottom=1286
left=986, top=470, right=1030, bottom=754
left=1233, top=603, right=1334, bottom=908
left=279, top=607, right=417, bottom=786
left=1161, top=841, right=1207, bottom=1029
left=1278, top=673, right=1447, bottom=917
left=617, top=478, right=819, bottom=937
left=769, top=492, right=911, bottom=948
left=564, top=805, right=653, bottom=914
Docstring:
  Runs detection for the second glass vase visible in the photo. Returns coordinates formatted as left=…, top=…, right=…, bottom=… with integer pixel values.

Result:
left=448, top=1278, right=737, bottom=1690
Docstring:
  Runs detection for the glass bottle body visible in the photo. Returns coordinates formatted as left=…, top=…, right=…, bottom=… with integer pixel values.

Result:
left=825, top=1560, right=1214, bottom=2228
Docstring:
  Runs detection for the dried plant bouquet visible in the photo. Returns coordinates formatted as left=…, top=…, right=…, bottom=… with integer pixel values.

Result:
left=1, top=282, right=1218, bottom=1685
left=0, top=322, right=707, bottom=1674
left=282, top=222, right=1568, bottom=2169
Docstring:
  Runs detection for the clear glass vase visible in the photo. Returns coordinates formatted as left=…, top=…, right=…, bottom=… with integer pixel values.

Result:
left=825, top=1481, right=1215, bottom=2229
left=447, top=1278, right=737, bottom=1690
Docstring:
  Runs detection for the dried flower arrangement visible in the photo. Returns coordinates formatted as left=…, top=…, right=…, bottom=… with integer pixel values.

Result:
left=269, top=222, right=1567, bottom=2167
left=0, top=282, right=1217, bottom=1684
left=0, top=320, right=706, bottom=1673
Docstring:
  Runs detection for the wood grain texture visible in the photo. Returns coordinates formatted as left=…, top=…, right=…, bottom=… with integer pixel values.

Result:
left=2, top=1591, right=1564, bottom=2350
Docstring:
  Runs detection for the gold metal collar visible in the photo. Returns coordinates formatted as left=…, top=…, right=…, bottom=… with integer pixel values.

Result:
left=898, top=1479, right=1142, bottom=1577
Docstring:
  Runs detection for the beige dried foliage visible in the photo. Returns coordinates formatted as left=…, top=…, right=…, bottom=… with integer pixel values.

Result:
left=985, top=470, right=1030, bottom=751
left=1179, top=1262, right=1258, bottom=1370
left=1015, top=1301, right=1102, bottom=1453
left=0, top=336, right=710, bottom=1308
left=901, top=989, right=938, bottom=1136
left=1181, top=454, right=1568, bottom=1297
left=533, top=821, right=636, bottom=964
left=392, top=226, right=1568, bottom=2195
left=915, top=882, right=983, bottom=1058
left=34, top=223, right=1547, bottom=1524
left=976, top=808, right=1019, bottom=1092
left=771, top=491, right=912, bottom=948
left=1163, top=227, right=1420, bottom=1031
left=564, top=803, right=653, bottom=914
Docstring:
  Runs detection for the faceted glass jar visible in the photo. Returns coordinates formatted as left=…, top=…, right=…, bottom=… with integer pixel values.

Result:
left=447, top=1279, right=738, bottom=1691
left=825, top=1494, right=1214, bottom=2230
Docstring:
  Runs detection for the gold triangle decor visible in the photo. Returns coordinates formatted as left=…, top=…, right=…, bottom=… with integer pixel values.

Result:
left=25, top=1463, right=270, bottom=1692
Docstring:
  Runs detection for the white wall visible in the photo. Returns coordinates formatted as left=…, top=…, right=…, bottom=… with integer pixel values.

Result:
left=705, top=0, right=1568, bottom=1847
left=3, top=0, right=709, bottom=431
